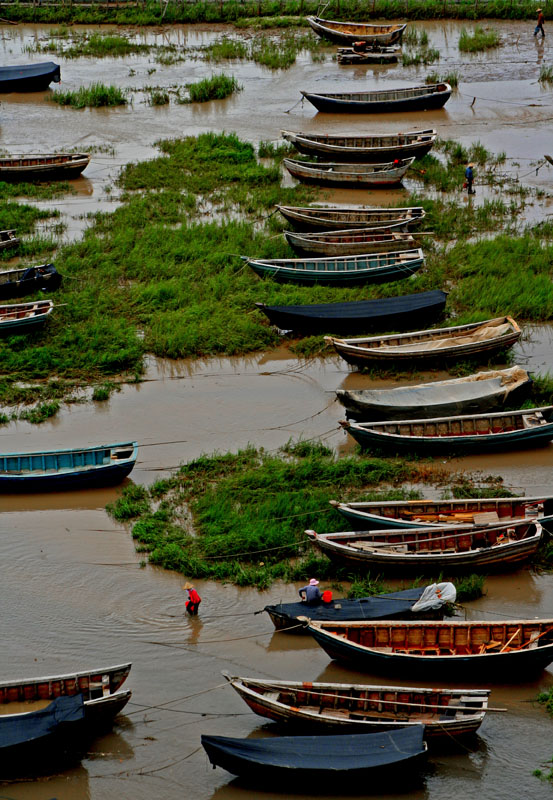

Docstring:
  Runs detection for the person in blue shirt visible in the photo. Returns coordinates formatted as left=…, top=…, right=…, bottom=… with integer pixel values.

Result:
left=299, top=578, right=322, bottom=605
left=465, top=162, right=475, bottom=195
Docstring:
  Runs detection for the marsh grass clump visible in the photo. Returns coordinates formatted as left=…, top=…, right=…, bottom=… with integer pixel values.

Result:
left=18, top=401, right=60, bottom=424
left=458, top=26, right=500, bottom=52
left=147, top=88, right=170, bottom=105
left=204, top=31, right=324, bottom=70
left=539, top=65, right=553, bottom=83
left=106, top=444, right=427, bottom=588
left=187, top=73, right=241, bottom=102
left=50, top=83, right=127, bottom=108
left=454, top=574, right=486, bottom=601
left=402, top=46, right=439, bottom=66
left=258, top=140, right=296, bottom=158
left=205, top=36, right=248, bottom=61
left=29, top=31, right=152, bottom=58
left=426, top=70, right=459, bottom=87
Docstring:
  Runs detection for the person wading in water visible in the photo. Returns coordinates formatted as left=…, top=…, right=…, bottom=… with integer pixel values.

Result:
left=535, top=8, right=545, bottom=37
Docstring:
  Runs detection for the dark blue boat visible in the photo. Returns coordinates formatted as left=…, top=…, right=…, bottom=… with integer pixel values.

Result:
left=255, top=290, right=446, bottom=335
left=264, top=585, right=445, bottom=632
left=0, top=694, right=84, bottom=760
left=0, top=264, right=61, bottom=301
left=201, top=726, right=427, bottom=783
left=0, top=441, right=138, bottom=491
left=0, top=62, right=60, bottom=92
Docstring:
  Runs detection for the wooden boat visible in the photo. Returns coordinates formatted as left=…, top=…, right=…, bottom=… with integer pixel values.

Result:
left=307, top=17, right=407, bottom=46
left=0, top=663, right=132, bottom=727
left=0, top=62, right=60, bottom=92
left=201, top=726, right=427, bottom=783
left=255, top=289, right=446, bottom=336
left=330, top=495, right=553, bottom=531
left=0, top=229, right=20, bottom=251
left=304, top=619, right=553, bottom=675
left=0, top=263, right=62, bottom=301
left=243, top=249, right=424, bottom=286
left=341, top=406, right=553, bottom=454
left=263, top=583, right=450, bottom=632
left=336, top=366, right=532, bottom=420
left=223, top=674, right=490, bottom=739
left=337, top=46, right=399, bottom=64
left=276, top=204, right=425, bottom=231
left=301, top=83, right=452, bottom=114
left=0, top=153, right=90, bottom=181
left=283, top=157, right=414, bottom=188
left=0, top=694, right=85, bottom=761
left=0, top=299, right=54, bottom=334
left=325, top=316, right=521, bottom=366
left=284, top=229, right=416, bottom=257
left=305, top=519, right=543, bottom=572
left=281, top=129, right=436, bottom=162
left=0, top=442, right=138, bottom=491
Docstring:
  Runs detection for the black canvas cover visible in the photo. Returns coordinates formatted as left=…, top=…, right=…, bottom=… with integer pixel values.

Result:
left=257, top=290, right=446, bottom=335
left=202, top=726, right=425, bottom=774
left=265, top=586, right=425, bottom=626
left=0, top=694, right=84, bottom=751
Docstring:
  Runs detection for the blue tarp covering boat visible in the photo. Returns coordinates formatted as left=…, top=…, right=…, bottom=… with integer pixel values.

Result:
left=0, top=62, right=61, bottom=92
left=0, top=694, right=84, bottom=757
left=201, top=727, right=427, bottom=782
left=0, top=441, right=138, bottom=491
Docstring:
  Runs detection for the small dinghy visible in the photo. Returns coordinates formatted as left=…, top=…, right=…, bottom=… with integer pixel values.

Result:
left=284, top=228, right=416, bottom=257
left=244, top=248, right=424, bottom=286
left=340, top=406, right=553, bottom=454
left=0, top=264, right=62, bottom=301
left=283, top=157, right=414, bottom=187
left=0, top=62, right=60, bottom=92
left=201, top=726, right=427, bottom=784
left=336, top=366, right=532, bottom=419
left=223, top=674, right=489, bottom=739
left=0, top=299, right=54, bottom=334
left=301, top=83, right=451, bottom=114
left=0, top=153, right=90, bottom=182
left=0, top=229, right=20, bottom=251
left=337, top=45, right=400, bottom=64
left=307, top=17, right=407, bottom=46
left=281, top=129, right=436, bottom=162
left=255, top=290, right=446, bottom=335
left=276, top=204, right=425, bottom=232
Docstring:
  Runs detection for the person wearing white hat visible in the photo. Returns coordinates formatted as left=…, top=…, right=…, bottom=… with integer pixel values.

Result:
left=299, top=578, right=322, bottom=605
left=535, top=8, right=545, bottom=37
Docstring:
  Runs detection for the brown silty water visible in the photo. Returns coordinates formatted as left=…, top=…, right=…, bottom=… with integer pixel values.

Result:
left=1, top=17, right=553, bottom=799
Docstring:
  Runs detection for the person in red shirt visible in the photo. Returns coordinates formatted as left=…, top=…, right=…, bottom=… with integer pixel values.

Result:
left=535, top=9, right=545, bottom=37
left=183, top=582, right=201, bottom=615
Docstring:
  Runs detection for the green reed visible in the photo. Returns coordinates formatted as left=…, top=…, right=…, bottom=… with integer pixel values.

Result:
left=49, top=83, right=128, bottom=108
left=458, top=25, right=501, bottom=51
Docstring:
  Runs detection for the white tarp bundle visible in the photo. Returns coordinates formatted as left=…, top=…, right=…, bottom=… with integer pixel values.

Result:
left=410, top=581, right=457, bottom=612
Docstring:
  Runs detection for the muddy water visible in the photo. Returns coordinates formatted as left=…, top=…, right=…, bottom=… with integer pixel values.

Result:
left=2, top=17, right=553, bottom=799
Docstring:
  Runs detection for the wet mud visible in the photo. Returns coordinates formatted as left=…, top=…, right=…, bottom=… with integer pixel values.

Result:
left=2, top=17, right=553, bottom=800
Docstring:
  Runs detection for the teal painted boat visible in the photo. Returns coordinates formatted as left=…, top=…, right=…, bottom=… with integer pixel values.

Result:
left=0, top=299, right=53, bottom=334
left=340, top=406, right=553, bottom=454
left=243, top=248, right=424, bottom=286
left=0, top=441, right=138, bottom=491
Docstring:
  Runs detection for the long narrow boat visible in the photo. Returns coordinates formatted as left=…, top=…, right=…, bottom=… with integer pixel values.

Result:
left=281, top=129, right=436, bottom=162
left=223, top=674, right=490, bottom=739
left=301, top=83, right=452, bottom=114
left=285, top=228, right=416, bottom=257
left=0, top=62, right=60, bottom=92
left=337, top=45, right=400, bottom=65
left=283, top=157, right=414, bottom=188
left=201, top=727, right=427, bottom=783
left=0, top=663, right=132, bottom=728
left=0, top=299, right=54, bottom=334
left=243, top=248, right=424, bottom=287
left=305, top=519, right=543, bottom=572
left=341, top=407, right=553, bottom=454
left=336, top=366, right=532, bottom=420
left=0, top=695, right=85, bottom=761
left=0, top=442, right=138, bottom=491
left=326, top=316, right=521, bottom=366
left=263, top=582, right=454, bottom=631
left=307, top=17, right=407, bottom=46
left=330, top=496, right=553, bottom=531
left=305, top=619, right=553, bottom=675
left=255, top=290, right=446, bottom=336
left=0, top=264, right=62, bottom=301
left=0, top=153, right=90, bottom=181
left=0, top=229, right=20, bottom=251
left=277, top=204, right=425, bottom=231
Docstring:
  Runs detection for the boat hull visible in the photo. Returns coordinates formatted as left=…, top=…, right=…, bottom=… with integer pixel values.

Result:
left=302, top=87, right=451, bottom=114
left=285, top=231, right=416, bottom=257
left=0, top=62, right=60, bottom=92
left=283, top=131, right=435, bottom=162
left=307, top=17, right=407, bottom=46
left=277, top=205, right=425, bottom=232
left=0, top=155, right=90, bottom=182
left=284, top=157, right=412, bottom=187
left=0, top=265, right=62, bottom=301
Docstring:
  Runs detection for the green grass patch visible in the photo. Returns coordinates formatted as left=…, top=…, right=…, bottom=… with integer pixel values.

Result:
left=18, top=401, right=60, bottom=424
left=402, top=46, right=440, bottom=66
left=426, top=70, right=459, bottom=87
left=29, top=31, right=152, bottom=58
left=49, top=83, right=128, bottom=108
left=203, top=30, right=325, bottom=69
left=459, top=26, right=501, bottom=51
left=539, top=65, right=553, bottom=84
left=186, top=73, right=241, bottom=102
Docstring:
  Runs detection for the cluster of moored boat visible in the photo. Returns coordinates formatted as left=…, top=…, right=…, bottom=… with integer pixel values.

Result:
left=203, top=18, right=553, bottom=787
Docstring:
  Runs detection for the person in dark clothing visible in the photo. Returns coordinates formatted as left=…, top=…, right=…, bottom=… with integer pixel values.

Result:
left=465, top=162, right=475, bottom=195
left=299, top=578, right=322, bottom=605
left=535, top=8, right=545, bottom=37
left=183, top=582, right=201, bottom=615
